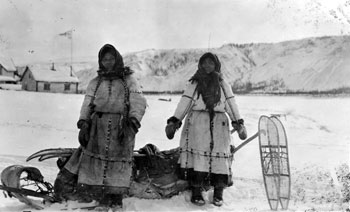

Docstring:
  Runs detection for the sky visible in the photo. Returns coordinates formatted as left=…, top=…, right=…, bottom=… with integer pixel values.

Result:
left=0, top=0, right=349, bottom=65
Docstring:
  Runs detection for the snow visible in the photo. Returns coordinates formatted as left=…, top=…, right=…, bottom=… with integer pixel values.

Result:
left=0, top=90, right=349, bottom=211
left=0, top=84, right=22, bottom=91
left=0, top=58, right=16, bottom=72
left=0, top=76, right=16, bottom=82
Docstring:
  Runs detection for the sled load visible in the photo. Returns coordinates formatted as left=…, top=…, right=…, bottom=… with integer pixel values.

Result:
left=0, top=115, right=290, bottom=211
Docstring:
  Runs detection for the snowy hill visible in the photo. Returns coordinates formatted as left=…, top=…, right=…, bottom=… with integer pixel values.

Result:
left=243, top=36, right=350, bottom=92
left=56, top=35, right=350, bottom=93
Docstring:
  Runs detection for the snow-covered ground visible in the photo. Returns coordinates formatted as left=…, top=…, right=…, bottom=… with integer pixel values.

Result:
left=0, top=90, right=349, bottom=211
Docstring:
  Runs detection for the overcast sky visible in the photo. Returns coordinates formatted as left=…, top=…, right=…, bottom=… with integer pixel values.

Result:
left=0, top=0, right=349, bottom=65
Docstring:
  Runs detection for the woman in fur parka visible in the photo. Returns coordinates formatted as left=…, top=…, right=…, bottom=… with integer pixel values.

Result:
left=165, top=52, right=247, bottom=207
left=54, top=44, right=147, bottom=210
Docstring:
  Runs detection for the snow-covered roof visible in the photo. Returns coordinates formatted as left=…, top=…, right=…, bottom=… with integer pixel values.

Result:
left=0, top=75, right=17, bottom=82
left=0, top=57, right=16, bottom=72
left=27, top=64, right=79, bottom=83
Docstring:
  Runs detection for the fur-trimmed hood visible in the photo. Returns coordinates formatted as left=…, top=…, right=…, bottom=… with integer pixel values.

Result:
left=97, top=44, right=133, bottom=78
left=98, top=44, right=124, bottom=70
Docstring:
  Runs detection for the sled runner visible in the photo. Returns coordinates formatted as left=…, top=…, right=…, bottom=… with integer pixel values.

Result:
left=258, top=115, right=291, bottom=210
left=0, top=165, right=54, bottom=210
left=0, top=116, right=290, bottom=210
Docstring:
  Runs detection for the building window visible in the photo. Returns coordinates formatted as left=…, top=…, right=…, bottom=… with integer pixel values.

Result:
left=64, top=83, right=70, bottom=91
left=44, top=83, right=50, bottom=91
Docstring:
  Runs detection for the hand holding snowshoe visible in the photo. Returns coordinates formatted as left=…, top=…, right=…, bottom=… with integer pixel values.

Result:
left=165, top=116, right=182, bottom=140
left=77, top=119, right=90, bottom=147
left=232, top=119, right=247, bottom=140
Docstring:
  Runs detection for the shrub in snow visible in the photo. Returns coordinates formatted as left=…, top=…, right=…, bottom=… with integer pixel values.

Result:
left=336, top=163, right=350, bottom=203
left=291, top=165, right=342, bottom=204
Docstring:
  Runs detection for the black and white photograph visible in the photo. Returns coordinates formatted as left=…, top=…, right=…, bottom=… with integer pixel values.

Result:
left=0, top=0, right=349, bottom=211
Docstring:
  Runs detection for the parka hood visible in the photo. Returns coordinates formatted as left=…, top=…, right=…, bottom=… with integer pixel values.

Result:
left=97, top=44, right=133, bottom=79
left=98, top=44, right=124, bottom=71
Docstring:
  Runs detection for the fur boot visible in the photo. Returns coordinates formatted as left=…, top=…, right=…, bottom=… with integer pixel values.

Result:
left=191, top=186, right=205, bottom=206
left=213, top=187, right=224, bottom=207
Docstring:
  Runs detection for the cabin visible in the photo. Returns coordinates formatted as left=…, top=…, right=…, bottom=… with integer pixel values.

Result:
left=21, top=64, right=79, bottom=93
left=16, top=66, right=28, bottom=78
left=0, top=58, right=17, bottom=78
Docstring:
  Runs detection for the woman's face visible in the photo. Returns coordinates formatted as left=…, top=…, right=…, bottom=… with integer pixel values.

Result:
left=101, top=52, right=116, bottom=71
left=201, top=57, right=216, bottom=74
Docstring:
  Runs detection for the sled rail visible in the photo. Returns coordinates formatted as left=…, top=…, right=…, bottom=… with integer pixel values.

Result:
left=0, top=185, right=53, bottom=200
left=26, top=147, right=148, bottom=163
left=26, top=148, right=76, bottom=162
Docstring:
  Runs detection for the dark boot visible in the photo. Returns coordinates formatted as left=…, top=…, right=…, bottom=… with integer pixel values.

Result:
left=95, top=195, right=109, bottom=211
left=191, top=186, right=205, bottom=206
left=213, top=187, right=224, bottom=207
left=53, top=169, right=78, bottom=202
left=109, top=194, right=123, bottom=211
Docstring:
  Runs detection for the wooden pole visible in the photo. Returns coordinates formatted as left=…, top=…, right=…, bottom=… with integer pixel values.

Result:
left=70, top=29, right=73, bottom=76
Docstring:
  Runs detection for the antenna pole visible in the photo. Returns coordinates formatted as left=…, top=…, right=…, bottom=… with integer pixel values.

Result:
left=70, top=29, right=73, bottom=76
left=208, top=33, right=211, bottom=50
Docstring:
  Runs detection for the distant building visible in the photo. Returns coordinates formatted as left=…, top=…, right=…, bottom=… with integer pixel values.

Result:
left=16, top=66, right=28, bottom=78
left=0, top=75, right=21, bottom=90
left=21, top=64, right=79, bottom=93
left=0, top=58, right=17, bottom=78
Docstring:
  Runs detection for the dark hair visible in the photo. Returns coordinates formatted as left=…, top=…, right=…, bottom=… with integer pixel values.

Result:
left=189, top=52, right=222, bottom=121
left=198, top=52, right=221, bottom=73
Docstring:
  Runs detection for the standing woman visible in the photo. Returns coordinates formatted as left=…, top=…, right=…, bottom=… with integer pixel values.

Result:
left=165, top=52, right=247, bottom=207
left=54, top=44, right=147, bottom=210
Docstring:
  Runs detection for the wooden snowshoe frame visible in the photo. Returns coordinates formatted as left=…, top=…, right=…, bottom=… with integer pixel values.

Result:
left=258, top=115, right=291, bottom=210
